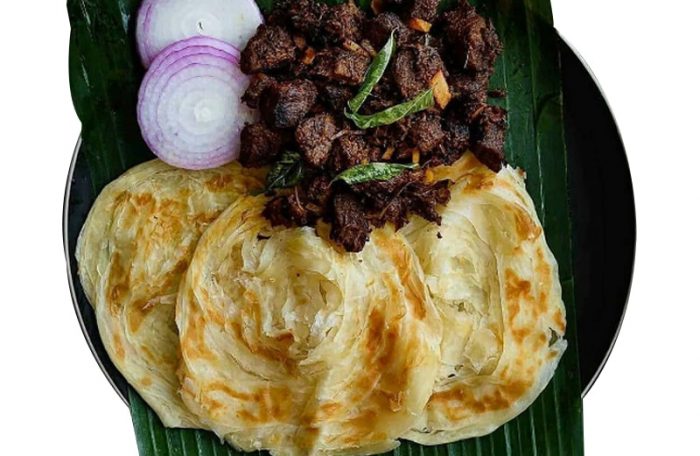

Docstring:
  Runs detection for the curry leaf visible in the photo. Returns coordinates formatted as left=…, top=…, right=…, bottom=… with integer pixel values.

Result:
left=332, top=162, right=419, bottom=185
left=345, top=88, right=435, bottom=129
left=266, top=151, right=305, bottom=191
left=348, top=31, right=396, bottom=113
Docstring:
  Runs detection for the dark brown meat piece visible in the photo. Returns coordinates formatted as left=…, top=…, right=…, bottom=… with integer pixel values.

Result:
left=318, top=83, right=354, bottom=111
left=305, top=174, right=334, bottom=214
left=363, top=79, right=401, bottom=113
left=296, top=114, right=338, bottom=168
left=242, top=74, right=276, bottom=109
left=405, top=179, right=451, bottom=223
left=364, top=12, right=414, bottom=49
left=323, top=2, right=366, bottom=43
left=239, top=122, right=284, bottom=167
left=289, top=0, right=329, bottom=38
left=440, top=114, right=471, bottom=164
left=263, top=191, right=313, bottom=227
left=391, top=43, right=445, bottom=98
left=309, top=48, right=371, bottom=86
left=259, top=79, right=318, bottom=129
left=368, top=115, right=412, bottom=151
left=407, top=0, right=441, bottom=22
left=471, top=105, right=507, bottom=172
left=363, top=175, right=450, bottom=229
left=354, top=170, right=424, bottom=209
left=331, top=193, right=371, bottom=252
left=240, top=25, right=296, bottom=74
left=329, top=134, right=380, bottom=172
left=449, top=73, right=489, bottom=119
left=410, top=112, right=445, bottom=153
left=440, top=1, right=502, bottom=74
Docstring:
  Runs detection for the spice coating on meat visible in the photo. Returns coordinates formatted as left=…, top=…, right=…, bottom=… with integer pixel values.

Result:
left=440, top=1, right=502, bottom=75
left=242, top=73, right=276, bottom=109
left=289, top=0, right=329, bottom=37
left=407, top=0, right=441, bottom=22
left=472, top=105, right=507, bottom=172
left=330, top=134, right=380, bottom=173
left=260, top=79, right=318, bottom=128
left=448, top=73, right=489, bottom=120
left=365, top=12, right=414, bottom=49
left=392, top=43, right=445, bottom=98
left=331, top=193, right=371, bottom=252
left=239, top=122, right=284, bottom=167
left=323, top=2, right=366, bottom=43
left=319, top=83, right=354, bottom=111
left=241, top=25, right=296, bottom=74
left=410, top=112, right=445, bottom=153
left=241, top=0, right=508, bottom=251
left=310, top=48, right=371, bottom=86
left=296, top=114, right=338, bottom=168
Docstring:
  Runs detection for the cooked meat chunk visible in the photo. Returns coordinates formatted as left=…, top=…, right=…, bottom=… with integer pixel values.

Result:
left=364, top=175, right=450, bottom=229
left=410, top=112, right=445, bottom=153
left=331, top=193, right=371, bottom=252
left=240, top=0, right=508, bottom=251
left=364, top=79, right=401, bottom=113
left=472, top=105, right=507, bottom=172
left=241, top=25, right=296, bottom=74
left=449, top=73, right=489, bottom=119
left=440, top=115, right=471, bottom=164
left=440, top=1, right=502, bottom=74
left=242, top=74, right=276, bottom=109
left=264, top=192, right=313, bottom=227
left=392, top=43, right=445, bottom=98
left=260, top=79, right=318, bottom=128
left=289, top=0, right=329, bottom=37
left=407, top=0, right=441, bottom=22
left=296, top=114, right=338, bottom=168
left=355, top=170, right=424, bottom=209
left=329, top=134, right=379, bottom=172
left=309, top=48, right=371, bottom=85
left=319, top=83, right=354, bottom=111
left=263, top=196, right=290, bottom=226
left=305, top=174, right=334, bottom=213
left=365, top=12, right=413, bottom=49
left=323, top=2, right=365, bottom=43
left=239, top=122, right=284, bottom=167
left=405, top=179, right=451, bottom=223
left=369, top=115, right=412, bottom=151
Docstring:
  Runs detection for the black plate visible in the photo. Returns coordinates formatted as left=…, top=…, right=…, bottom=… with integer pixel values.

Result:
left=63, top=36, right=636, bottom=404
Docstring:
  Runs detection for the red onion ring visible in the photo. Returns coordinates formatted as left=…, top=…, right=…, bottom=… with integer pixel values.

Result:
left=136, top=0, right=262, bottom=67
left=137, top=37, right=256, bottom=170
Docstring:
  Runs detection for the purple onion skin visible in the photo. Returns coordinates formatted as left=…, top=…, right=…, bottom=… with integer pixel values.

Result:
left=137, top=39, right=254, bottom=170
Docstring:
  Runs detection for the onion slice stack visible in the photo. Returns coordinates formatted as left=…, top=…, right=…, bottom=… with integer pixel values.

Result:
left=137, top=36, right=256, bottom=170
left=136, top=0, right=263, bottom=68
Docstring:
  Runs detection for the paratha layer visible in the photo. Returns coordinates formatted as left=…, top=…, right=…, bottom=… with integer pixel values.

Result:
left=177, top=195, right=442, bottom=456
left=76, top=159, right=263, bottom=428
left=401, top=154, right=567, bottom=444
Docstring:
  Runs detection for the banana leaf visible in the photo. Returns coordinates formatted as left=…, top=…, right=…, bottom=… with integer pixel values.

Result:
left=67, top=0, right=583, bottom=454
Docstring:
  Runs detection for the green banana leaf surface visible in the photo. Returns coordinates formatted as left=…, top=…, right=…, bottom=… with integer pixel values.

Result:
left=67, top=0, right=584, bottom=454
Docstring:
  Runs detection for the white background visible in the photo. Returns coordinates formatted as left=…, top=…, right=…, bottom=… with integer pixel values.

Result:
left=0, top=0, right=698, bottom=454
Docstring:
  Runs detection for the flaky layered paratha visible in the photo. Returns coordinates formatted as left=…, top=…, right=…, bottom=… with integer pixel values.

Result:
left=401, top=154, right=567, bottom=444
left=177, top=195, right=442, bottom=456
left=76, top=160, right=264, bottom=428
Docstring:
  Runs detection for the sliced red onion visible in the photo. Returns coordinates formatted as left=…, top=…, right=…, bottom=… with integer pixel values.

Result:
left=136, top=0, right=263, bottom=67
left=138, top=39, right=256, bottom=170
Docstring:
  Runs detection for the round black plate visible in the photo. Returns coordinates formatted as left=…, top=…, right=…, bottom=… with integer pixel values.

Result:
left=63, top=36, right=636, bottom=403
